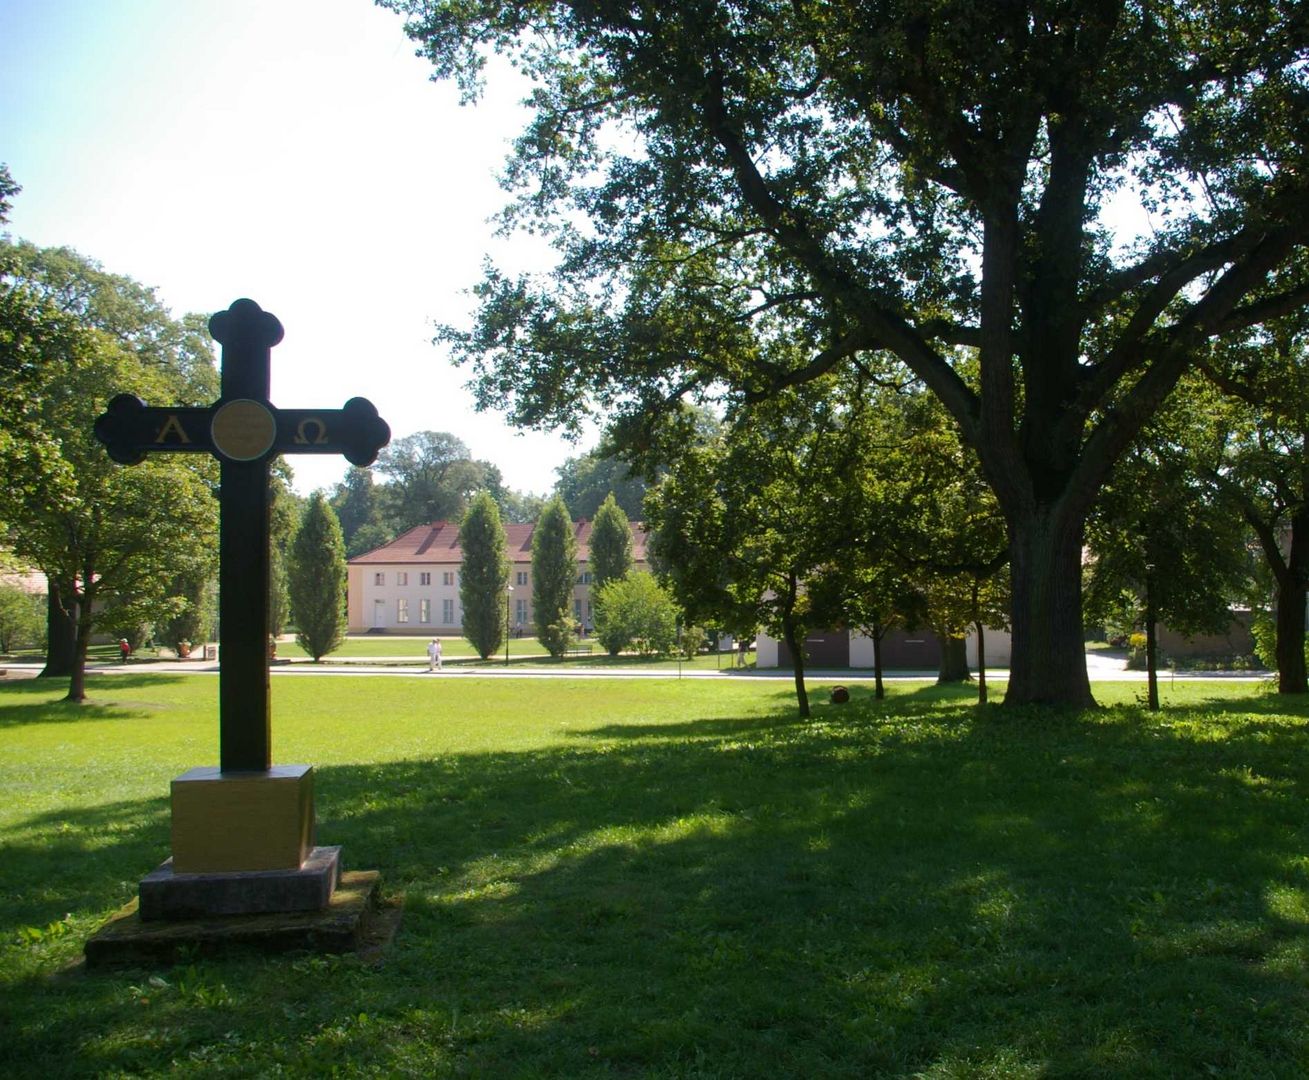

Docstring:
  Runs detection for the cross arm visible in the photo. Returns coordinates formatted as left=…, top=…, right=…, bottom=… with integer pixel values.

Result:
left=273, top=398, right=391, bottom=467
left=93, top=394, right=215, bottom=464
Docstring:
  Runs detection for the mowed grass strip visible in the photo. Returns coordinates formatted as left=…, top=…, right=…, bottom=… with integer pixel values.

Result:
left=275, top=634, right=755, bottom=671
left=3, top=674, right=1309, bottom=1077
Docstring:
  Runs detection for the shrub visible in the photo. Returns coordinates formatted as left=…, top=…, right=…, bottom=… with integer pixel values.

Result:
left=680, top=625, right=707, bottom=660
left=594, top=572, right=681, bottom=657
left=1125, top=632, right=1148, bottom=670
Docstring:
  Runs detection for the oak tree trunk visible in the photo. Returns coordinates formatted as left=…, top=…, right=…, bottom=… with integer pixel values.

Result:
left=40, top=579, right=78, bottom=679
left=64, top=604, right=94, bottom=703
left=1145, top=578, right=1160, bottom=712
left=1274, top=574, right=1307, bottom=694
left=872, top=622, right=885, bottom=701
left=1004, top=509, right=1095, bottom=708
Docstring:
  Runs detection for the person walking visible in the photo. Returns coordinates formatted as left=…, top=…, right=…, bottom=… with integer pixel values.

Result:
left=427, top=637, right=443, bottom=672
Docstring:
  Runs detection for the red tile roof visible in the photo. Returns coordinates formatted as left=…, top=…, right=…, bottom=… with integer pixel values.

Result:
left=349, top=520, right=649, bottom=565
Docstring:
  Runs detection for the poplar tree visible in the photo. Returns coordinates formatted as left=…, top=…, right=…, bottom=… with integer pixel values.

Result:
left=588, top=492, right=633, bottom=591
left=287, top=492, right=347, bottom=661
left=532, top=496, right=578, bottom=657
left=459, top=490, right=511, bottom=659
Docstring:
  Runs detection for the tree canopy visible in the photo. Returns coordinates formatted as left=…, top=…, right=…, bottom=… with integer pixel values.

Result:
left=1202, top=316, right=1309, bottom=692
left=554, top=450, right=648, bottom=520
left=389, top=0, right=1309, bottom=707
left=0, top=215, right=220, bottom=699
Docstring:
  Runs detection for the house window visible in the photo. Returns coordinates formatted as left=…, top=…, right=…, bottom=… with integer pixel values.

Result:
left=419, top=572, right=431, bottom=586
left=374, top=572, right=385, bottom=586
left=515, top=598, right=528, bottom=625
left=516, top=571, right=528, bottom=586
left=443, top=571, right=455, bottom=586
left=574, top=599, right=582, bottom=621
left=397, top=572, right=408, bottom=586
left=442, top=598, right=454, bottom=624
left=397, top=598, right=409, bottom=623
left=419, top=598, right=431, bottom=624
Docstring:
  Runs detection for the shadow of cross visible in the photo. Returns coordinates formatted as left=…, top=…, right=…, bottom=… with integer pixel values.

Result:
left=94, top=298, right=390, bottom=772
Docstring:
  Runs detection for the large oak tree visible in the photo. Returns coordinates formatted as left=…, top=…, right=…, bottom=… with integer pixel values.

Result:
left=387, top=0, right=1309, bottom=706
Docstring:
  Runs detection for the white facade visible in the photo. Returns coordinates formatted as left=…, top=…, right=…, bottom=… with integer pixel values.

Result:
left=347, top=520, right=647, bottom=634
left=756, top=626, right=1012, bottom=669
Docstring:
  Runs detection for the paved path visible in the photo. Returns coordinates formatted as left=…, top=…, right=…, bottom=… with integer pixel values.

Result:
left=0, top=650, right=1273, bottom=683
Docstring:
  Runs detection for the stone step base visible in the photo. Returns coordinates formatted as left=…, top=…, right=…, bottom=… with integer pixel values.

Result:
left=84, top=870, right=396, bottom=969
left=140, top=845, right=341, bottom=921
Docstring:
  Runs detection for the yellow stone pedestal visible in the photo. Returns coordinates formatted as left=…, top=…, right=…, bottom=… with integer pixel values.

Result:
left=170, top=765, right=314, bottom=873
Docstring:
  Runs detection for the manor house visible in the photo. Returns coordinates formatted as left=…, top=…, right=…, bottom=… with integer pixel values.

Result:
left=346, top=520, right=649, bottom=634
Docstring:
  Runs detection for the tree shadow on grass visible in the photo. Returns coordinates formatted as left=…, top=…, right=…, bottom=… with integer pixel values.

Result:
left=0, top=674, right=210, bottom=729
left=7, top=695, right=1309, bottom=1075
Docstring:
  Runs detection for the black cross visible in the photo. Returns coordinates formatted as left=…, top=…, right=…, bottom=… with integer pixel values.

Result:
left=95, top=298, right=390, bottom=772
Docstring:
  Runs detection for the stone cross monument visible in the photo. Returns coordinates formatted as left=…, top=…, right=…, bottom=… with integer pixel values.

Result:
left=93, top=298, right=389, bottom=920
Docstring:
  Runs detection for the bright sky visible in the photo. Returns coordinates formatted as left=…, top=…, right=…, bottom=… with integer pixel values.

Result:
left=0, top=0, right=594, bottom=497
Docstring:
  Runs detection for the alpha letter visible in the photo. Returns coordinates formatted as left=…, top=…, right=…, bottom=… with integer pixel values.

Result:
left=154, top=414, right=192, bottom=444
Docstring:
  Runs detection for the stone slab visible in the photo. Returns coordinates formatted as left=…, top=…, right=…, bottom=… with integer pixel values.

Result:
left=84, top=870, right=391, bottom=969
left=139, top=845, right=341, bottom=921
left=171, top=764, right=314, bottom=873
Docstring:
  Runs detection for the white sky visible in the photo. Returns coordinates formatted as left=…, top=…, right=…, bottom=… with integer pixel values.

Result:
left=0, top=0, right=595, bottom=497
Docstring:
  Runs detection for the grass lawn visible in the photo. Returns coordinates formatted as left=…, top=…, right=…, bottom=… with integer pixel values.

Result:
left=276, top=634, right=543, bottom=661
left=276, top=634, right=757, bottom=672
left=3, top=674, right=1309, bottom=1076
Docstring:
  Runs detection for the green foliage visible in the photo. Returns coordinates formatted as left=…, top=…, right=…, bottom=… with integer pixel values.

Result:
left=1125, top=632, right=1151, bottom=671
left=1250, top=611, right=1274, bottom=671
left=1250, top=608, right=1309, bottom=676
left=680, top=624, right=707, bottom=660
left=593, top=570, right=680, bottom=657
left=554, top=449, right=646, bottom=519
left=287, top=492, right=348, bottom=661
left=531, top=497, right=579, bottom=657
left=397, top=0, right=1309, bottom=706
left=0, top=236, right=220, bottom=693
left=587, top=492, right=633, bottom=591
left=96, top=610, right=153, bottom=652
left=156, top=570, right=216, bottom=649
left=267, top=468, right=301, bottom=639
left=349, top=430, right=541, bottom=536
left=331, top=466, right=386, bottom=557
left=3, top=239, right=218, bottom=404
left=374, top=430, right=497, bottom=532
left=1204, top=320, right=1309, bottom=692
left=1086, top=376, right=1252, bottom=648
left=0, top=163, right=17, bottom=222
left=0, top=583, right=43, bottom=654
left=459, top=490, right=511, bottom=659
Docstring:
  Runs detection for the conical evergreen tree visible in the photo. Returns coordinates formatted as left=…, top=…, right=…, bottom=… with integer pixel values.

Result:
left=287, top=492, right=347, bottom=661
left=589, top=492, right=633, bottom=591
left=459, top=490, right=511, bottom=659
left=532, top=496, right=578, bottom=657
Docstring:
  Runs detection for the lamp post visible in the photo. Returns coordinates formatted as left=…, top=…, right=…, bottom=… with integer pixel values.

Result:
left=505, top=584, right=513, bottom=668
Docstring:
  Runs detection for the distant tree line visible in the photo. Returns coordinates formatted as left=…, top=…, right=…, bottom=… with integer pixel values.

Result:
left=330, top=435, right=651, bottom=559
